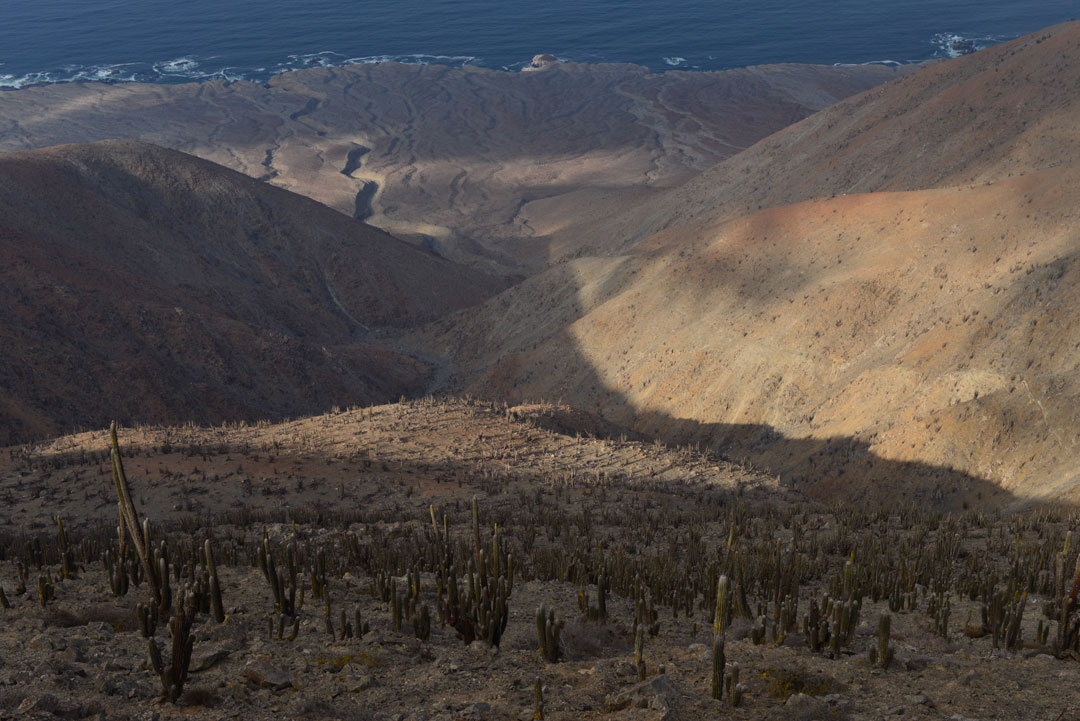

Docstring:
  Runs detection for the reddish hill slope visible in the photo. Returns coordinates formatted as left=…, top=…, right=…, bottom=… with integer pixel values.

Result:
left=0, top=140, right=501, bottom=444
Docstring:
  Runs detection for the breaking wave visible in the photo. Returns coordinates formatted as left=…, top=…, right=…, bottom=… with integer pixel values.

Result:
left=0, top=52, right=480, bottom=89
left=0, top=30, right=1027, bottom=90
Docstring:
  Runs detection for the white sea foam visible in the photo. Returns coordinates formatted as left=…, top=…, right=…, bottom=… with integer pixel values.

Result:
left=340, top=53, right=479, bottom=67
left=156, top=57, right=199, bottom=73
left=930, top=32, right=1011, bottom=58
left=0, top=50, right=486, bottom=89
left=833, top=59, right=907, bottom=67
left=0, top=30, right=1018, bottom=91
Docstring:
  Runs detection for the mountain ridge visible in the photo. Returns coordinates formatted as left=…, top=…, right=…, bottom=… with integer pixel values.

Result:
left=411, top=22, right=1080, bottom=507
left=0, top=139, right=501, bottom=445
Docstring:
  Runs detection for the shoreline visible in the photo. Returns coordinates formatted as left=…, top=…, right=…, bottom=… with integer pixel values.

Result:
left=0, top=53, right=944, bottom=92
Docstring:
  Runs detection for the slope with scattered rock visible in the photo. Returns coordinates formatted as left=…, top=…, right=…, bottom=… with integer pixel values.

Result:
left=0, top=140, right=502, bottom=445
left=416, top=22, right=1080, bottom=507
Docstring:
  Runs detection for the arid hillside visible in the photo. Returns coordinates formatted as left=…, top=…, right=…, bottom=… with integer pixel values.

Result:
left=416, top=23, right=1080, bottom=508
left=0, top=140, right=501, bottom=445
left=0, top=61, right=908, bottom=273
left=0, top=401, right=1075, bottom=721
left=0, top=398, right=771, bottom=532
left=562, top=21, right=1080, bottom=259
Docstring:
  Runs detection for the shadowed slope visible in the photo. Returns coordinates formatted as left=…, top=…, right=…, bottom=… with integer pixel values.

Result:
left=0, top=140, right=502, bottom=444
left=0, top=61, right=908, bottom=272
left=416, top=25, right=1080, bottom=507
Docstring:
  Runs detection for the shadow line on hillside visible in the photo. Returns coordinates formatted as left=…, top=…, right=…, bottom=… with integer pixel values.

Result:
left=455, top=260, right=1028, bottom=512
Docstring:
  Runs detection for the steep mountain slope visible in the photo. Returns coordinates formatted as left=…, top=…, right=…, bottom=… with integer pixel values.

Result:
left=0, top=61, right=908, bottom=272
left=416, top=23, right=1080, bottom=507
left=0, top=140, right=501, bottom=445
left=556, top=21, right=1080, bottom=259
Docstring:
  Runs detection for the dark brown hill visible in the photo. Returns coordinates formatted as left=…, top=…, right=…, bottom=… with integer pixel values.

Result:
left=0, top=140, right=501, bottom=444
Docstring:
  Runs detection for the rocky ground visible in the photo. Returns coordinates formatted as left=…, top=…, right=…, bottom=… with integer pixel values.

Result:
left=0, top=398, right=1078, bottom=721
left=3, top=563, right=1079, bottom=721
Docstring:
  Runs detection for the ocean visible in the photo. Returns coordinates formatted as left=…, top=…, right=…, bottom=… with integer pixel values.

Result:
left=0, top=0, right=1076, bottom=88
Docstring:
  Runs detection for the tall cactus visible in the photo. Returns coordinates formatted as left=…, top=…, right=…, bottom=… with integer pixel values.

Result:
left=109, top=422, right=161, bottom=607
left=536, top=605, right=563, bottom=663
left=714, top=575, right=732, bottom=637
left=710, top=634, right=725, bottom=700
left=204, top=539, right=225, bottom=623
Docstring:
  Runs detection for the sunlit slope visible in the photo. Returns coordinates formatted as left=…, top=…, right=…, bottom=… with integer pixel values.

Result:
left=427, top=163, right=1080, bottom=507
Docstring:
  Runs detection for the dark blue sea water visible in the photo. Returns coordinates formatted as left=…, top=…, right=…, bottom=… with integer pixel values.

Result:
left=0, top=0, right=1076, bottom=88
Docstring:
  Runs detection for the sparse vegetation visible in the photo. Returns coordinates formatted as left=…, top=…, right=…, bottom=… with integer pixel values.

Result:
left=0, top=400, right=1076, bottom=718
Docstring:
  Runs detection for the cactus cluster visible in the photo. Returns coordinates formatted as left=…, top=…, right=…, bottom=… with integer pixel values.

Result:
left=433, top=499, right=512, bottom=647
left=147, top=590, right=195, bottom=703
left=536, top=604, right=564, bottom=663
left=4, top=409, right=1080, bottom=714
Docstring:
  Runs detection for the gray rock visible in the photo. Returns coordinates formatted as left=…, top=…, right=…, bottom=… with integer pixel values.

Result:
left=527, top=54, right=560, bottom=70
left=904, top=655, right=932, bottom=671
left=781, top=632, right=808, bottom=647
left=606, top=675, right=680, bottom=712
left=27, top=634, right=56, bottom=651
left=86, top=622, right=114, bottom=641
left=16, top=693, right=82, bottom=719
left=784, top=693, right=829, bottom=721
left=190, top=647, right=230, bottom=672
left=458, top=702, right=493, bottom=719
left=59, top=643, right=87, bottom=664
left=347, top=674, right=376, bottom=693
left=94, top=673, right=139, bottom=697
left=16, top=694, right=58, bottom=714
left=243, top=661, right=293, bottom=691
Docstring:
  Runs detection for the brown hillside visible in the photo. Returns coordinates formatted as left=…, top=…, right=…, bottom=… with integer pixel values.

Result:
left=415, top=25, right=1080, bottom=507
left=0, top=61, right=908, bottom=272
left=561, top=21, right=1080, bottom=259
left=0, top=140, right=501, bottom=445
left=4, top=402, right=1074, bottom=721
left=423, top=168, right=1080, bottom=507
left=0, top=397, right=772, bottom=532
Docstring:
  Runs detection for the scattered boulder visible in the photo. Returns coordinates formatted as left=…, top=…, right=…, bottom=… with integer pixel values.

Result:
left=784, top=693, right=829, bottom=721
left=458, top=702, right=493, bottom=720
left=606, top=674, right=681, bottom=714
left=243, top=660, right=294, bottom=691
left=15, top=693, right=83, bottom=719
left=190, top=647, right=230, bottom=673
left=525, top=54, right=560, bottom=71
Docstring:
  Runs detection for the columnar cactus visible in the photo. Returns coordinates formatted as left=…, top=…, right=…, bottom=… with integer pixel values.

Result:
left=536, top=604, right=563, bottom=663
left=868, top=613, right=895, bottom=669
left=710, top=634, right=725, bottom=701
